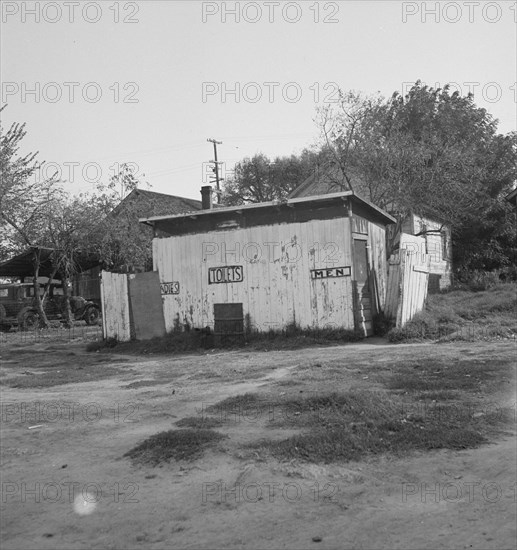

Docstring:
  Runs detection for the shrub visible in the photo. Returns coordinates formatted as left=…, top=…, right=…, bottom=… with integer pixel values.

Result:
left=455, top=269, right=502, bottom=291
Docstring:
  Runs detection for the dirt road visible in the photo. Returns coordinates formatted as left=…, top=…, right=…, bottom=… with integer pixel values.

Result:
left=1, top=339, right=515, bottom=549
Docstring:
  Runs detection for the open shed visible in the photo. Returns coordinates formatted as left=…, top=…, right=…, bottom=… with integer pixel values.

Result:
left=0, top=247, right=100, bottom=283
left=141, top=191, right=395, bottom=337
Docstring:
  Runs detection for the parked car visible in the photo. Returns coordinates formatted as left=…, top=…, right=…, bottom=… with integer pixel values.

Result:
left=0, top=283, right=100, bottom=331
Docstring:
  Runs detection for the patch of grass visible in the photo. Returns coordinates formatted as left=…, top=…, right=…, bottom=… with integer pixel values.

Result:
left=205, top=393, right=264, bottom=414
left=88, top=324, right=364, bottom=356
left=383, top=357, right=513, bottom=393
left=387, top=284, right=517, bottom=343
left=2, top=362, right=128, bottom=388
left=243, top=389, right=509, bottom=463
left=260, top=425, right=487, bottom=463
left=124, top=429, right=226, bottom=465
left=87, top=330, right=209, bottom=355
left=221, top=350, right=515, bottom=463
left=176, top=416, right=224, bottom=429
left=245, top=326, right=363, bottom=351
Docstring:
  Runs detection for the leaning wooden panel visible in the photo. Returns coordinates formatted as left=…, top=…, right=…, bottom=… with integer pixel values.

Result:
left=100, top=271, right=131, bottom=342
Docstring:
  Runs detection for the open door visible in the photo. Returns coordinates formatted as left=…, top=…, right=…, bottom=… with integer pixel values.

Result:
left=353, top=239, right=373, bottom=336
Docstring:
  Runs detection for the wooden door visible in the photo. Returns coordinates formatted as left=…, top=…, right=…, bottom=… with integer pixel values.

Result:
left=128, top=271, right=166, bottom=340
left=353, top=239, right=373, bottom=336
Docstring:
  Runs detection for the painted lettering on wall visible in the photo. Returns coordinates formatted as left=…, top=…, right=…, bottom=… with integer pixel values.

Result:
left=311, top=266, right=351, bottom=279
left=161, top=282, right=180, bottom=295
left=208, top=266, right=244, bottom=285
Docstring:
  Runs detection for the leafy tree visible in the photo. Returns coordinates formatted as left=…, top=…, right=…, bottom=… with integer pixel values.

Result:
left=317, top=82, right=517, bottom=267
left=0, top=110, right=62, bottom=326
left=38, top=194, right=100, bottom=326
left=83, top=164, right=160, bottom=272
left=221, top=149, right=323, bottom=205
left=317, top=90, right=383, bottom=193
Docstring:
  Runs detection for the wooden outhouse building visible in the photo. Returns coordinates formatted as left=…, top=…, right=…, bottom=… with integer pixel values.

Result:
left=141, top=190, right=395, bottom=337
left=289, top=166, right=453, bottom=292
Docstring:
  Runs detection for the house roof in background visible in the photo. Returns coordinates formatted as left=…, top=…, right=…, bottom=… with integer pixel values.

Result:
left=133, top=189, right=202, bottom=214
left=288, top=164, right=368, bottom=199
left=113, top=189, right=203, bottom=217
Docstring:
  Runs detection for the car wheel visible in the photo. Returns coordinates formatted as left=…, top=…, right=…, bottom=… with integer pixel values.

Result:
left=19, top=310, right=39, bottom=331
left=84, top=306, right=100, bottom=326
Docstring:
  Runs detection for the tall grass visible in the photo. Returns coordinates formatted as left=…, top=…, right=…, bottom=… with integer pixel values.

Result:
left=388, top=283, right=517, bottom=342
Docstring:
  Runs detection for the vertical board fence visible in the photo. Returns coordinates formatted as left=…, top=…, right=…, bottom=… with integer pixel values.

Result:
left=100, top=271, right=166, bottom=342
left=100, top=271, right=131, bottom=342
left=385, top=244, right=430, bottom=328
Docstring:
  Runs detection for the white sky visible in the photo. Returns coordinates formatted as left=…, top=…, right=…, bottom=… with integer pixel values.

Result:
left=1, top=0, right=516, bottom=201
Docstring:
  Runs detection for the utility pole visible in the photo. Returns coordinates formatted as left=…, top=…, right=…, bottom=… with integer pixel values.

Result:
left=207, top=138, right=223, bottom=203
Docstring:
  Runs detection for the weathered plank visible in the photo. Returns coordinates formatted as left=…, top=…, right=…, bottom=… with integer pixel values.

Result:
left=100, top=271, right=131, bottom=342
left=385, top=235, right=430, bottom=328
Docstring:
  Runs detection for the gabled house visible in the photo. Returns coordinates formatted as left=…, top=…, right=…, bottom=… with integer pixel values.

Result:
left=111, top=189, right=202, bottom=219
left=288, top=167, right=453, bottom=292
left=74, top=189, right=203, bottom=301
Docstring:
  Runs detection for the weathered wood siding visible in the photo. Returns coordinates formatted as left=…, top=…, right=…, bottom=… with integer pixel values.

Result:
left=411, top=214, right=452, bottom=291
left=100, top=271, right=131, bottom=342
left=367, top=220, right=388, bottom=314
left=153, top=218, right=359, bottom=333
left=385, top=234, right=431, bottom=327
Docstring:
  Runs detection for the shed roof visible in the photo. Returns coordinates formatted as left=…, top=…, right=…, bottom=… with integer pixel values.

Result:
left=0, top=247, right=100, bottom=279
left=140, top=191, right=396, bottom=228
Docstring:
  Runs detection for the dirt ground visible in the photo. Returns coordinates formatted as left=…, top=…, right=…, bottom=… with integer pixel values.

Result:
left=1, top=336, right=516, bottom=550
